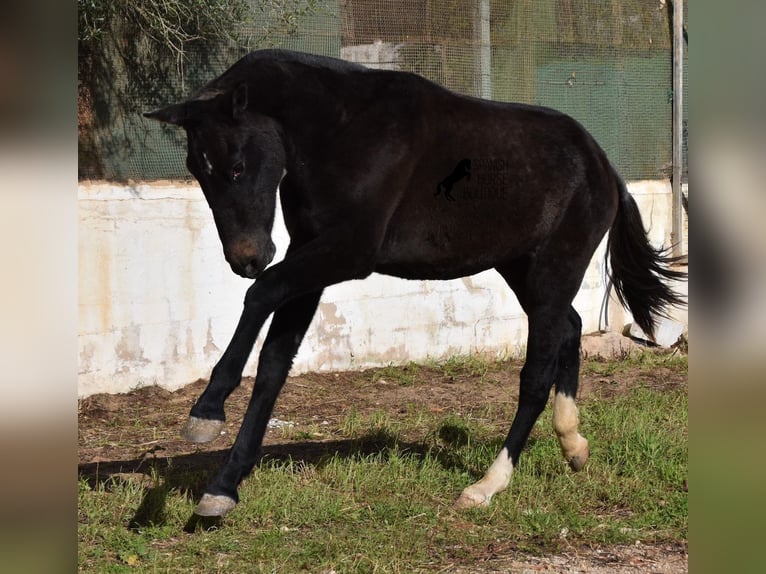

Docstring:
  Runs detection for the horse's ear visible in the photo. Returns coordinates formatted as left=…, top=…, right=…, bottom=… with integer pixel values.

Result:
left=143, top=102, right=189, bottom=126
left=232, top=83, right=248, bottom=119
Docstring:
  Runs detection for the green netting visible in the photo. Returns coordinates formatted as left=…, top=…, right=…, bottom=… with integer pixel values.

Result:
left=78, top=0, right=686, bottom=182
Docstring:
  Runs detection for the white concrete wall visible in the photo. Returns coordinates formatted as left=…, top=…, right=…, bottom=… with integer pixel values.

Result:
left=78, top=180, right=677, bottom=397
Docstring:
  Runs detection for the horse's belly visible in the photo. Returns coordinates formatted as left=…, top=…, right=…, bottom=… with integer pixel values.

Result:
left=375, top=183, right=557, bottom=279
left=374, top=223, right=527, bottom=280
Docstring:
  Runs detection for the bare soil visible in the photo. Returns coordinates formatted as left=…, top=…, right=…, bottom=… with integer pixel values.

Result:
left=78, top=354, right=688, bottom=573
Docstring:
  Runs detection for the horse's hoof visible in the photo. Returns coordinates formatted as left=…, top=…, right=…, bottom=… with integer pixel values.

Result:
left=181, top=416, right=224, bottom=443
left=568, top=444, right=590, bottom=472
left=453, top=487, right=491, bottom=510
left=194, top=494, right=237, bottom=517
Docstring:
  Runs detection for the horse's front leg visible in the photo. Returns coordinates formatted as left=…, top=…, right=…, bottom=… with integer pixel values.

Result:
left=181, top=294, right=273, bottom=443
left=194, top=290, right=323, bottom=516
left=189, top=217, right=389, bottom=516
left=184, top=222, right=380, bottom=443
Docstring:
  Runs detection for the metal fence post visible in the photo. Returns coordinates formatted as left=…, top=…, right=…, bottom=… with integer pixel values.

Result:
left=672, top=0, right=685, bottom=256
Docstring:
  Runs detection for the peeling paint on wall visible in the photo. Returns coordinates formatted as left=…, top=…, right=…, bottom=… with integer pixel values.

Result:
left=77, top=181, right=677, bottom=397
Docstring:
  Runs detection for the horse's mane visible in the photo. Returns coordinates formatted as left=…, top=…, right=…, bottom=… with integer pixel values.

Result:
left=193, top=50, right=368, bottom=100
left=241, top=49, right=368, bottom=73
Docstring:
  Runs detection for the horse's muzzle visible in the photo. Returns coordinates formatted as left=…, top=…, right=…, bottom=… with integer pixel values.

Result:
left=226, top=240, right=276, bottom=279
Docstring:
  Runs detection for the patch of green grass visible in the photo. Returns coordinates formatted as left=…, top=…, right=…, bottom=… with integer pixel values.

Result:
left=339, top=407, right=364, bottom=437
left=371, top=361, right=422, bottom=386
left=582, top=349, right=688, bottom=376
left=437, top=354, right=492, bottom=379
left=424, top=352, right=506, bottom=383
left=279, top=420, right=327, bottom=441
left=79, top=355, right=687, bottom=572
left=340, top=408, right=400, bottom=441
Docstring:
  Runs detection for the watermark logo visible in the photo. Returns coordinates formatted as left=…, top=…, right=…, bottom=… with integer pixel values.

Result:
left=434, top=158, right=471, bottom=201
left=434, top=157, right=510, bottom=201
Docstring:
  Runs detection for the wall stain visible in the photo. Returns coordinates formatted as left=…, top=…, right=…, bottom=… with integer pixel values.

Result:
left=203, top=318, right=220, bottom=356
left=96, top=234, right=113, bottom=334
left=79, top=340, right=96, bottom=374
left=185, top=325, right=195, bottom=360
left=115, top=325, right=149, bottom=374
left=318, top=302, right=347, bottom=328
left=314, top=302, right=353, bottom=369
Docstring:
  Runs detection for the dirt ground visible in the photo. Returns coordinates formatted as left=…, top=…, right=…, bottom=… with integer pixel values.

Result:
left=78, top=354, right=688, bottom=573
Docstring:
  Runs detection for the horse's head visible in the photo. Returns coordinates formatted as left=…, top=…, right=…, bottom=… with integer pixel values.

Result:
left=145, top=84, right=283, bottom=279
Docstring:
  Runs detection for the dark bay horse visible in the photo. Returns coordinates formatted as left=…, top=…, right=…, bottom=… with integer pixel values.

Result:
left=145, top=49, right=685, bottom=517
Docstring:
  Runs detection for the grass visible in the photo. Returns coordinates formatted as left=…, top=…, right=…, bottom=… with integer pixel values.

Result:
left=79, top=353, right=687, bottom=573
left=371, top=362, right=422, bottom=386
left=369, top=353, right=509, bottom=387
left=581, top=347, right=689, bottom=376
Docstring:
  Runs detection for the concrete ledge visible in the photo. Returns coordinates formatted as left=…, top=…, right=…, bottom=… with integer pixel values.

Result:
left=78, top=180, right=681, bottom=397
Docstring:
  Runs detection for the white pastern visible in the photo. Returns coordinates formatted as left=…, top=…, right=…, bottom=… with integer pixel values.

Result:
left=454, top=447, right=514, bottom=509
left=552, top=393, right=589, bottom=470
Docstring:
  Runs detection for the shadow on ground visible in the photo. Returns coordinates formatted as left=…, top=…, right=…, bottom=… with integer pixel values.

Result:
left=78, top=427, right=488, bottom=532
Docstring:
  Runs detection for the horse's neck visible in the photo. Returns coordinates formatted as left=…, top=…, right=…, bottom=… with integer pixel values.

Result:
left=266, top=65, right=348, bottom=122
left=256, top=65, right=355, bottom=150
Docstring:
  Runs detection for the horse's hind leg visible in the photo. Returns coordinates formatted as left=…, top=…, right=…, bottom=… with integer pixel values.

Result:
left=455, top=254, right=591, bottom=509
left=455, top=300, right=566, bottom=508
left=551, top=307, right=589, bottom=471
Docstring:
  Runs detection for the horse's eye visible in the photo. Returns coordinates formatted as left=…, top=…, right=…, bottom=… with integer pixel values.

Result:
left=231, top=161, right=245, bottom=182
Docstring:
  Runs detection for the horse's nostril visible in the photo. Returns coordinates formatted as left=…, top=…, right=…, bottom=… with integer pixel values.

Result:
left=243, top=261, right=257, bottom=278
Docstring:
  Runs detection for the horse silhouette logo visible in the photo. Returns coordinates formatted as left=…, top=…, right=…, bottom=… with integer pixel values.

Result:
left=435, top=158, right=471, bottom=201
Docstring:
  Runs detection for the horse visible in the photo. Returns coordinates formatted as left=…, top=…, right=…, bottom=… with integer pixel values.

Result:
left=145, top=49, right=685, bottom=517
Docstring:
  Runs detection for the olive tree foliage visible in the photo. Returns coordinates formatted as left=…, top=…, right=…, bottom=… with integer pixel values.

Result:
left=78, top=0, right=323, bottom=178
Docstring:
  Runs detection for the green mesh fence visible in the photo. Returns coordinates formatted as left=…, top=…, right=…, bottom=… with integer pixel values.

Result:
left=78, top=0, right=686, bottom=182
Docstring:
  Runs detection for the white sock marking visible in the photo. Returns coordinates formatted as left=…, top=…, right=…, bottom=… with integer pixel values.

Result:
left=552, top=392, right=588, bottom=460
left=456, top=447, right=514, bottom=507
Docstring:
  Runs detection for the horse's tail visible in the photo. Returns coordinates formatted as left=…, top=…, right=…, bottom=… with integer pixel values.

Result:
left=606, top=177, right=686, bottom=338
